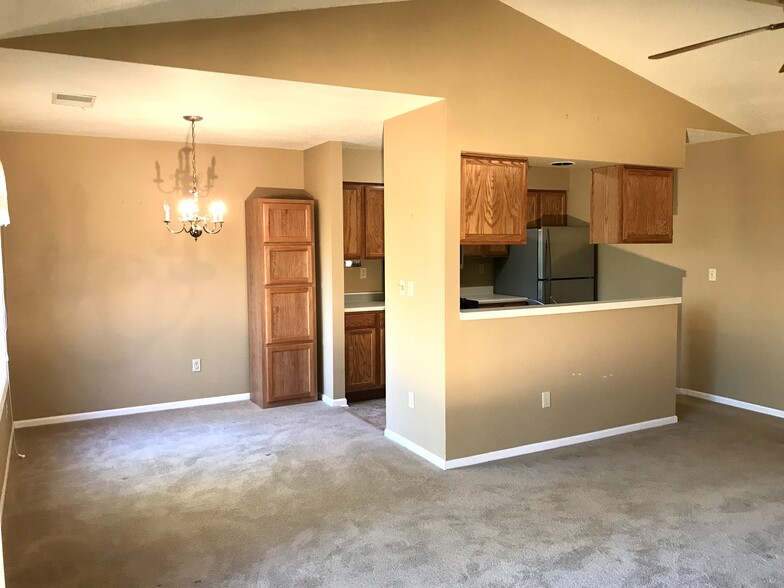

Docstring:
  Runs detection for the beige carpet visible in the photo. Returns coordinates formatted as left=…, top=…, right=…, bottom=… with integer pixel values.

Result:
left=3, top=396, right=784, bottom=587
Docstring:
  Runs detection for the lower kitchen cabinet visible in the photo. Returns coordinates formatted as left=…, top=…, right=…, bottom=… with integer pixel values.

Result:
left=345, top=310, right=385, bottom=401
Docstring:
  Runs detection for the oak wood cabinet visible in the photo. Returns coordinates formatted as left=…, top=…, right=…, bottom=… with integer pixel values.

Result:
left=345, top=310, right=385, bottom=400
left=527, top=190, right=567, bottom=228
left=590, top=165, right=674, bottom=244
left=462, top=244, right=509, bottom=258
left=343, top=183, right=384, bottom=259
left=246, top=198, right=318, bottom=408
left=461, top=153, right=528, bottom=245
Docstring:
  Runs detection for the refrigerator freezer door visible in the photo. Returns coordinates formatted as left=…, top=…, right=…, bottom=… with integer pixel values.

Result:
left=539, top=278, right=595, bottom=304
left=538, top=226, right=594, bottom=280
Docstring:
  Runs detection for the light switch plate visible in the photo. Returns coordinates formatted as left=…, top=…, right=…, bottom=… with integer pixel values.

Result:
left=542, top=391, right=551, bottom=408
left=407, top=281, right=414, bottom=297
left=708, top=268, right=717, bottom=282
left=408, top=392, right=415, bottom=409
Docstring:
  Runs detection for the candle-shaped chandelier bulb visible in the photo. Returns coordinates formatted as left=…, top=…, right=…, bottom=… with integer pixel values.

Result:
left=163, top=115, right=226, bottom=241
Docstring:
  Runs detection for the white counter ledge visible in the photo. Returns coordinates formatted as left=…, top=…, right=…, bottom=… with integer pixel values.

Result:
left=460, top=297, right=682, bottom=320
left=345, top=301, right=385, bottom=313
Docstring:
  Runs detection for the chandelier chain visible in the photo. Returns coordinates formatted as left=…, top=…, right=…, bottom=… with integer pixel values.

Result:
left=191, top=119, right=198, bottom=192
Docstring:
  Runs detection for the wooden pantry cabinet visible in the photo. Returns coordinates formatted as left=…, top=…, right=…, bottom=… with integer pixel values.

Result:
left=461, top=153, right=528, bottom=245
left=590, top=165, right=674, bottom=244
left=344, top=183, right=384, bottom=259
left=246, top=198, right=318, bottom=408
left=345, top=310, right=385, bottom=400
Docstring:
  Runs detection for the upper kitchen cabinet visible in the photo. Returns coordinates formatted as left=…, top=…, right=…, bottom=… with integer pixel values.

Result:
left=343, top=183, right=384, bottom=259
left=461, top=153, right=528, bottom=245
left=527, top=190, right=567, bottom=228
left=590, top=165, right=674, bottom=244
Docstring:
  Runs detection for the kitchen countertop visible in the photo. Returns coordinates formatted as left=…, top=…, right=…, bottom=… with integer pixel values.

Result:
left=345, top=292, right=385, bottom=313
left=460, top=296, right=682, bottom=320
left=345, top=300, right=385, bottom=313
left=460, top=286, right=527, bottom=306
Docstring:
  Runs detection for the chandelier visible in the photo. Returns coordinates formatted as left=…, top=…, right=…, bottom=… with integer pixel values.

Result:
left=163, top=115, right=226, bottom=241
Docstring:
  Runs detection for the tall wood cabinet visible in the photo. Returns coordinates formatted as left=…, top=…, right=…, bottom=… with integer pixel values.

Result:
left=343, top=183, right=384, bottom=259
left=461, top=153, right=528, bottom=244
left=590, top=165, right=674, bottom=244
left=246, top=198, right=318, bottom=408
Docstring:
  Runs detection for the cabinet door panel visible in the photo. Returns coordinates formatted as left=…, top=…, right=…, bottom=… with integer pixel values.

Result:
left=526, top=191, right=540, bottom=228
left=264, top=343, right=316, bottom=405
left=262, top=201, right=313, bottom=244
left=379, top=323, right=385, bottom=388
left=264, top=245, right=313, bottom=286
left=621, top=169, right=673, bottom=243
left=484, top=244, right=509, bottom=257
left=345, top=327, right=378, bottom=390
left=461, top=155, right=527, bottom=244
left=539, top=191, right=567, bottom=226
left=343, top=185, right=364, bottom=259
left=265, top=286, right=316, bottom=344
left=364, top=186, right=385, bottom=259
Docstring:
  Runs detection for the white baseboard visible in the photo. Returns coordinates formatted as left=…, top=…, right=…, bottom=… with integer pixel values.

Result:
left=677, top=387, right=784, bottom=420
left=14, top=393, right=251, bottom=429
left=384, top=428, right=446, bottom=469
left=321, top=395, right=348, bottom=408
left=445, top=416, right=678, bottom=469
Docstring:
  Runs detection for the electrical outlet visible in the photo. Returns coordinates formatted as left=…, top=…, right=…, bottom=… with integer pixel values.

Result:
left=192, top=359, right=201, bottom=373
left=360, top=268, right=367, bottom=279
left=542, top=391, right=551, bottom=408
left=478, top=263, right=485, bottom=275
left=408, top=391, right=415, bottom=409
left=399, top=280, right=406, bottom=296
left=708, top=268, right=717, bottom=282
left=407, top=281, right=414, bottom=297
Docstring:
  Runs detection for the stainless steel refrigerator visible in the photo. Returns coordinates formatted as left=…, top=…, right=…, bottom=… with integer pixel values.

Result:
left=494, top=227, right=595, bottom=304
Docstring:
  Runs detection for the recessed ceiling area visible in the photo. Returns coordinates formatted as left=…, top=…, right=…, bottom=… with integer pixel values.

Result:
left=501, top=0, right=784, bottom=135
left=0, top=48, right=441, bottom=149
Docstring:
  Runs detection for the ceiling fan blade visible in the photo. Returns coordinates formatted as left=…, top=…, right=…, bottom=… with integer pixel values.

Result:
left=649, top=22, right=784, bottom=60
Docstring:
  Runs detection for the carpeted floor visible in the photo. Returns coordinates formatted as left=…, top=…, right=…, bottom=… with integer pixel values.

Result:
left=345, top=398, right=386, bottom=430
left=3, top=396, right=784, bottom=587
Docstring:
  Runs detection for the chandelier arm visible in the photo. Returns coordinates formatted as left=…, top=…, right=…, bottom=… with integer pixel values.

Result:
left=164, top=221, right=186, bottom=235
left=202, top=222, right=224, bottom=235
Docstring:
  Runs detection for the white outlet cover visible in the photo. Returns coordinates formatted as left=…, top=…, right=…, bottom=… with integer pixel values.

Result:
left=360, top=267, right=367, bottom=279
left=192, top=359, right=201, bottom=372
left=408, top=391, right=415, bottom=409
left=708, top=268, right=717, bottom=281
left=542, top=391, right=551, bottom=408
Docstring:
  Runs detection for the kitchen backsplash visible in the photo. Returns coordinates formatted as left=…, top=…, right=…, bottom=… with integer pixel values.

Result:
left=460, top=256, right=494, bottom=288
left=345, top=259, right=384, bottom=293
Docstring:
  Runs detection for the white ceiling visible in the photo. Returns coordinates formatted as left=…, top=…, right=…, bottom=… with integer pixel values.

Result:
left=502, top=0, right=784, bottom=135
left=0, top=0, right=781, bottom=147
left=0, top=0, right=410, bottom=40
left=0, top=48, right=440, bottom=149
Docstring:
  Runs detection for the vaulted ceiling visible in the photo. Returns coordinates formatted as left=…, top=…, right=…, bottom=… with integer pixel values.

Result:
left=1, top=0, right=781, bottom=148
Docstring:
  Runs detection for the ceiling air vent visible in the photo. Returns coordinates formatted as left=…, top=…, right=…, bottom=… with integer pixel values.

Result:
left=550, top=161, right=575, bottom=167
left=51, top=93, right=96, bottom=108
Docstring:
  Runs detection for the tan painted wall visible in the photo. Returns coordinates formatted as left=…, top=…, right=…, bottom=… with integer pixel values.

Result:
left=0, top=131, right=303, bottom=420
left=304, top=142, right=346, bottom=402
left=0, top=0, right=746, bottom=453
left=446, top=305, right=678, bottom=459
left=384, top=102, right=448, bottom=457
left=342, top=148, right=383, bottom=184
left=586, top=132, right=784, bottom=410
